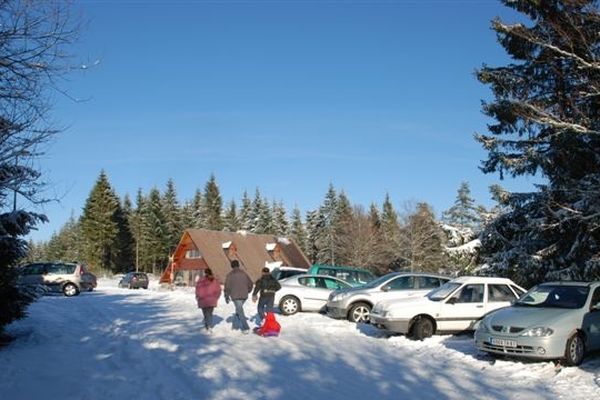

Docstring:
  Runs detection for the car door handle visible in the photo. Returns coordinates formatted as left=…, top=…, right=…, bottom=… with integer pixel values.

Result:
left=476, top=305, right=484, bottom=308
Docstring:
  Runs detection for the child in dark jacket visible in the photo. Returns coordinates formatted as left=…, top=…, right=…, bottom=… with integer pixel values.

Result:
left=252, top=267, right=281, bottom=325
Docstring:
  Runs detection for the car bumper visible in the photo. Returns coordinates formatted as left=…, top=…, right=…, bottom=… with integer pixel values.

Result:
left=369, top=314, right=411, bottom=334
left=326, top=305, right=347, bottom=319
left=474, top=330, right=568, bottom=359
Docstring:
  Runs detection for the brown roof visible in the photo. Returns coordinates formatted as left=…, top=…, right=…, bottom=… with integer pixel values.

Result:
left=183, top=229, right=310, bottom=281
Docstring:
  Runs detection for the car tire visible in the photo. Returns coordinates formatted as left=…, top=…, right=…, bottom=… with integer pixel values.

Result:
left=63, top=283, right=79, bottom=297
left=348, top=302, right=371, bottom=323
left=279, top=296, right=300, bottom=315
left=411, top=316, right=435, bottom=340
left=564, top=333, right=585, bottom=366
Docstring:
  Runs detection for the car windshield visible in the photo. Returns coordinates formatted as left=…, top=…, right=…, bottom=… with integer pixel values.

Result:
left=427, top=282, right=462, bottom=301
left=515, top=285, right=590, bottom=309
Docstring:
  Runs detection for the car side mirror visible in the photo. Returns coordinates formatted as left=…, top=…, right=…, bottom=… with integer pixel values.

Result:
left=381, top=285, right=390, bottom=292
left=446, top=297, right=457, bottom=305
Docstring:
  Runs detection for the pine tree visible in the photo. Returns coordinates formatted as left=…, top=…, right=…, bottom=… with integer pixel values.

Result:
left=80, top=171, right=121, bottom=273
left=223, top=200, right=240, bottom=232
left=289, top=206, right=308, bottom=254
left=239, top=190, right=252, bottom=231
left=315, top=184, right=338, bottom=264
left=442, top=182, right=481, bottom=229
left=143, top=187, right=168, bottom=274
left=476, top=0, right=600, bottom=285
left=406, top=203, right=445, bottom=273
left=161, top=179, right=182, bottom=254
left=203, top=174, right=223, bottom=231
left=305, top=210, right=320, bottom=264
left=112, top=199, right=135, bottom=273
left=190, top=189, right=204, bottom=229
left=180, top=200, right=196, bottom=230
left=380, top=194, right=405, bottom=270
left=332, top=191, right=354, bottom=266
left=131, top=189, right=148, bottom=271
left=271, top=200, right=289, bottom=236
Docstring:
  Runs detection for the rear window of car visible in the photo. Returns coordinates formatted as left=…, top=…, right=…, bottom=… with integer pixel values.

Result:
left=46, top=263, right=76, bottom=275
left=388, top=276, right=415, bottom=290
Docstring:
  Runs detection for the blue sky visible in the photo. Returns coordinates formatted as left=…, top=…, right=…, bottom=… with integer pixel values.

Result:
left=28, top=0, right=540, bottom=242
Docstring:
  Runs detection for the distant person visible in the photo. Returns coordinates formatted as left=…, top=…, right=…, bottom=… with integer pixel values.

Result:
left=252, top=267, right=281, bottom=325
left=195, top=268, right=222, bottom=334
left=224, top=260, right=254, bottom=334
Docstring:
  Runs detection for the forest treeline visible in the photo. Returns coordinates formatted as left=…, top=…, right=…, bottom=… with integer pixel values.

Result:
left=25, top=173, right=490, bottom=277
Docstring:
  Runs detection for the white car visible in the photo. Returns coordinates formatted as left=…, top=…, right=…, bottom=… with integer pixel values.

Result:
left=275, top=274, right=351, bottom=315
left=369, top=276, right=526, bottom=340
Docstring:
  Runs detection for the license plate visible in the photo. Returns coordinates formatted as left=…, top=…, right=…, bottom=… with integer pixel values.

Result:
left=489, top=337, right=517, bottom=348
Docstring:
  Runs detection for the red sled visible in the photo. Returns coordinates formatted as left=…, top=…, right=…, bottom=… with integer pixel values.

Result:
left=255, top=312, right=281, bottom=337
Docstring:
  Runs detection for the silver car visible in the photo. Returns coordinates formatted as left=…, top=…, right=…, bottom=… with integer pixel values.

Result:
left=275, top=274, right=351, bottom=315
left=475, top=281, right=600, bottom=366
left=18, top=262, right=96, bottom=297
left=327, top=272, right=450, bottom=323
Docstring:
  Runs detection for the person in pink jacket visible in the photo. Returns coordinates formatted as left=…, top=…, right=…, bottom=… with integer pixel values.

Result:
left=195, top=268, right=222, bottom=333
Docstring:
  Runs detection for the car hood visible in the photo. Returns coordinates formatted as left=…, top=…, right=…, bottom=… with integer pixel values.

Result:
left=485, top=306, right=577, bottom=328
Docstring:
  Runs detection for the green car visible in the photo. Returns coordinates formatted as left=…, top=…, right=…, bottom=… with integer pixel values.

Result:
left=475, top=281, right=600, bottom=366
left=308, top=264, right=376, bottom=287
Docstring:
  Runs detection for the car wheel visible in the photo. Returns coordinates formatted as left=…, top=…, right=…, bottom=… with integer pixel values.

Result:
left=564, top=333, right=585, bottom=366
left=63, top=283, right=79, bottom=297
left=411, top=316, right=435, bottom=340
left=279, top=296, right=300, bottom=315
left=348, top=302, right=371, bottom=323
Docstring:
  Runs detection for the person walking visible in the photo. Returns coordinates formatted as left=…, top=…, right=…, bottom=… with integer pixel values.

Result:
left=224, top=259, right=254, bottom=334
left=195, top=268, right=222, bottom=334
left=252, top=267, right=281, bottom=325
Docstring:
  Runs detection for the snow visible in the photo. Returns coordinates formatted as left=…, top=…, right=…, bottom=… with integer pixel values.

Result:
left=265, top=242, right=277, bottom=251
left=222, top=241, right=232, bottom=249
left=1, top=277, right=599, bottom=400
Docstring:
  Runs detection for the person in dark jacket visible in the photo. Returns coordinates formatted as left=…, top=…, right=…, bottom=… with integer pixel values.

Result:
left=224, top=259, right=254, bottom=334
left=252, top=267, right=281, bottom=325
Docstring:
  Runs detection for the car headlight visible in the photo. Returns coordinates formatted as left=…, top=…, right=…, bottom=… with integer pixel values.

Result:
left=520, top=327, right=554, bottom=337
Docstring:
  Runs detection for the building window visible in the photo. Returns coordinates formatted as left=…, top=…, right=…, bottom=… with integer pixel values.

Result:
left=185, top=249, right=201, bottom=259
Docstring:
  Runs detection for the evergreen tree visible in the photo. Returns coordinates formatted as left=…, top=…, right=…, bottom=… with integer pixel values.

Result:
left=180, top=200, right=196, bottom=230
left=112, top=199, right=135, bottom=273
left=315, top=184, right=338, bottom=264
left=44, top=212, right=82, bottom=262
left=271, top=200, right=289, bottom=236
left=332, top=191, right=354, bottom=266
left=406, top=203, right=445, bottom=273
left=442, top=182, right=481, bottom=229
left=191, top=189, right=204, bottom=229
left=289, top=206, right=308, bottom=254
left=131, top=189, right=148, bottom=271
left=161, top=179, right=183, bottom=253
left=239, top=190, right=252, bottom=231
left=143, top=187, right=168, bottom=274
left=223, top=200, right=240, bottom=232
left=305, top=209, right=320, bottom=264
left=203, top=174, right=223, bottom=231
left=80, top=171, right=120, bottom=273
left=380, top=194, right=405, bottom=270
left=476, top=0, right=600, bottom=285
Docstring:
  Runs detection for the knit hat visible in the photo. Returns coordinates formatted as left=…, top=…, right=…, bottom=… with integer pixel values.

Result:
left=230, top=260, right=240, bottom=269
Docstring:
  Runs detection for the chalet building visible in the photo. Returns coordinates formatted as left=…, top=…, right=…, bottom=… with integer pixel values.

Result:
left=159, top=228, right=311, bottom=286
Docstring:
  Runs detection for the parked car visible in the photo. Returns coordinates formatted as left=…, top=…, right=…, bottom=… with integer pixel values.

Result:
left=118, top=272, right=149, bottom=289
left=270, top=266, right=307, bottom=281
left=17, top=262, right=96, bottom=297
left=308, top=264, right=376, bottom=287
left=327, top=272, right=450, bottom=323
left=275, top=274, right=352, bottom=315
left=369, top=276, right=526, bottom=339
left=475, top=281, right=600, bottom=366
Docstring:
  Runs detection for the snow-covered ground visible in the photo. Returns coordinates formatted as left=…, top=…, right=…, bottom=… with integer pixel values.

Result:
left=1, top=278, right=599, bottom=400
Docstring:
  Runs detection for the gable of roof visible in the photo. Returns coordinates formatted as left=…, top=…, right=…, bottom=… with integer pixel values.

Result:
left=184, top=229, right=310, bottom=281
